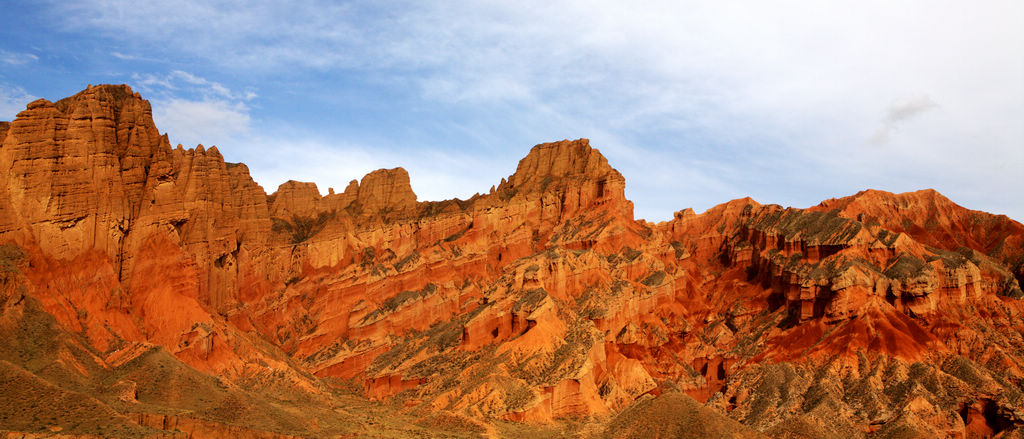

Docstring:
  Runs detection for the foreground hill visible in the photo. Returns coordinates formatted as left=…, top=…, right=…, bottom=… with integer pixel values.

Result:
left=0, top=84, right=1022, bottom=438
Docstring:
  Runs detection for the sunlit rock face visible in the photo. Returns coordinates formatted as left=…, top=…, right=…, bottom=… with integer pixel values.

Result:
left=1, top=85, right=1023, bottom=438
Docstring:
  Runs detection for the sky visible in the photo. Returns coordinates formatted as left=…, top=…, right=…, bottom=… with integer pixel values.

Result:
left=1, top=1, right=1021, bottom=222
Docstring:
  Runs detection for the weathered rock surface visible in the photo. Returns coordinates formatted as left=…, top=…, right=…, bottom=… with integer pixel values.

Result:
left=1, top=85, right=1024, bottom=438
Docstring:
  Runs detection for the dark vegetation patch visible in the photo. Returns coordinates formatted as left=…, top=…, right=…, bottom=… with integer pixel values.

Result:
left=361, top=246, right=376, bottom=265
left=444, top=225, right=471, bottom=242
left=604, top=391, right=764, bottom=439
left=419, top=198, right=474, bottom=219
left=393, top=251, right=421, bottom=272
left=514, top=288, right=548, bottom=313
left=670, top=240, right=689, bottom=259
left=414, top=412, right=488, bottom=436
left=874, top=228, right=901, bottom=247
left=0, top=361, right=153, bottom=437
left=502, top=379, right=537, bottom=413
left=0, top=243, right=26, bottom=283
left=924, top=246, right=971, bottom=268
left=885, top=253, right=931, bottom=279
left=369, top=308, right=479, bottom=377
left=729, top=311, right=783, bottom=358
left=513, top=319, right=595, bottom=386
left=535, top=175, right=555, bottom=193
left=362, top=284, right=440, bottom=325
left=499, top=185, right=518, bottom=201
left=752, top=209, right=862, bottom=245
left=607, top=247, right=643, bottom=265
left=344, top=200, right=363, bottom=216
left=271, top=210, right=337, bottom=244
left=574, top=287, right=610, bottom=320
left=641, top=270, right=667, bottom=287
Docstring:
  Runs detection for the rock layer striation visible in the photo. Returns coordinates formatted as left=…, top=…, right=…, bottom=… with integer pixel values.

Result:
left=1, top=85, right=1023, bottom=438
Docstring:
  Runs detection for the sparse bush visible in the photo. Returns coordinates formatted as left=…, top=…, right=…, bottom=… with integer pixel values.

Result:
left=271, top=210, right=336, bottom=244
left=641, top=270, right=667, bottom=287
left=0, top=243, right=26, bottom=283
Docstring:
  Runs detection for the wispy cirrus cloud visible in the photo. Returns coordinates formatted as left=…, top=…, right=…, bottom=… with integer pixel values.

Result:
left=0, top=49, right=38, bottom=65
left=132, top=71, right=256, bottom=102
left=127, top=71, right=255, bottom=149
left=0, top=85, right=38, bottom=121
left=155, top=98, right=251, bottom=149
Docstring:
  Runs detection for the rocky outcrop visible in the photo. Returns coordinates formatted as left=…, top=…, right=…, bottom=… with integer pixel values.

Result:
left=353, top=167, right=417, bottom=214
left=0, top=122, right=11, bottom=149
left=2, top=85, right=1024, bottom=438
left=0, top=85, right=167, bottom=258
left=500, top=138, right=633, bottom=221
left=0, top=85, right=273, bottom=311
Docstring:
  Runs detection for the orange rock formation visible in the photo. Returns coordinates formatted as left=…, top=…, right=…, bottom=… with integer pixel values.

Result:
left=1, top=85, right=1023, bottom=438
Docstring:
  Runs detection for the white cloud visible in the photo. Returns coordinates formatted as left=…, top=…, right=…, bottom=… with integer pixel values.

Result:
left=46, top=0, right=1024, bottom=220
left=126, top=70, right=256, bottom=148
left=233, top=133, right=500, bottom=201
left=167, top=70, right=241, bottom=100
left=886, top=96, right=940, bottom=124
left=132, top=73, right=175, bottom=91
left=132, top=71, right=255, bottom=102
left=154, top=99, right=251, bottom=149
left=870, top=96, right=939, bottom=144
left=0, top=49, right=38, bottom=65
left=0, top=85, right=38, bottom=121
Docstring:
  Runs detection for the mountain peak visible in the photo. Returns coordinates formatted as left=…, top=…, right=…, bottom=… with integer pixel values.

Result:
left=353, top=167, right=417, bottom=212
left=507, top=138, right=620, bottom=187
left=54, top=83, right=143, bottom=113
left=812, top=188, right=1024, bottom=277
left=495, top=138, right=632, bottom=220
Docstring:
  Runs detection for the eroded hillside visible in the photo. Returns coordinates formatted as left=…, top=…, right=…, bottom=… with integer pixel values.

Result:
left=1, top=85, right=1023, bottom=438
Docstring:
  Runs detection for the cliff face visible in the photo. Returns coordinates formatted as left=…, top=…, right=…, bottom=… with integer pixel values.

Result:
left=1, top=85, right=1023, bottom=438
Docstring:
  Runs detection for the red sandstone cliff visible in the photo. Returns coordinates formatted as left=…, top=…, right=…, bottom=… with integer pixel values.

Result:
left=1, top=85, right=1023, bottom=438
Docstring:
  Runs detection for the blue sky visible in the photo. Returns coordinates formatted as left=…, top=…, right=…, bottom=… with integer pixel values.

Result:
left=1, top=1, right=1022, bottom=222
